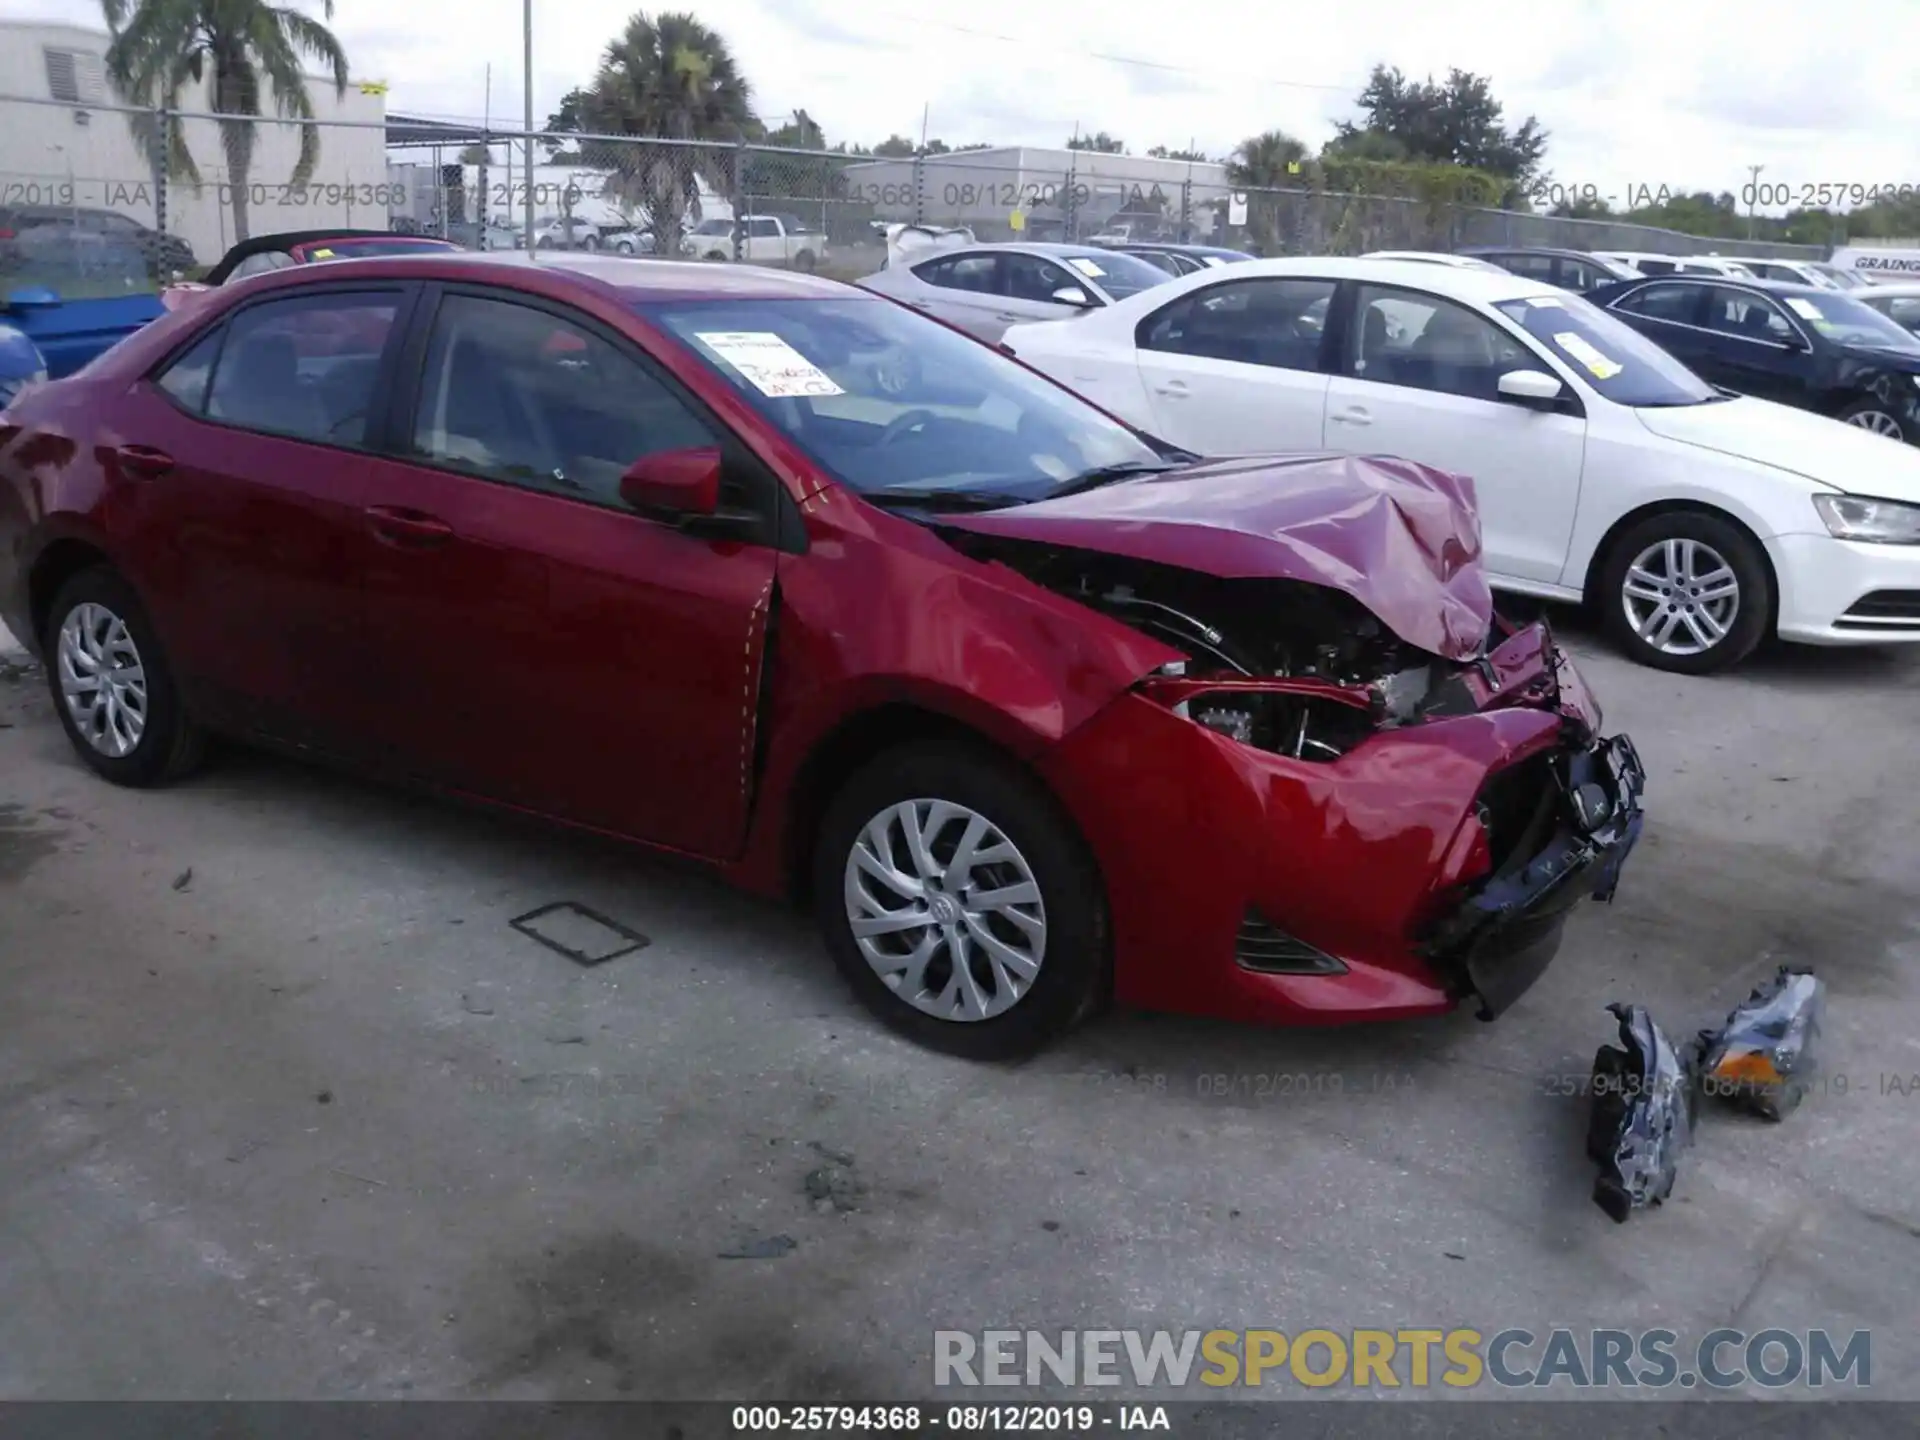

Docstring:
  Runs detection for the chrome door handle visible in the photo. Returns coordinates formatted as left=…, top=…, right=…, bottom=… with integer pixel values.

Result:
left=1330, top=407, right=1372, bottom=427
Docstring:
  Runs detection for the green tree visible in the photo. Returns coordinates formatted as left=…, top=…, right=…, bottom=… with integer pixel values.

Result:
left=1226, top=130, right=1308, bottom=188
left=1334, top=65, right=1547, bottom=200
left=103, top=0, right=349, bottom=242
left=566, top=10, right=755, bottom=256
left=1148, top=145, right=1211, bottom=162
left=1068, top=131, right=1125, bottom=154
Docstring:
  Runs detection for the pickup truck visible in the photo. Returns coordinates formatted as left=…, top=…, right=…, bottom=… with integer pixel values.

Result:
left=682, top=214, right=828, bottom=271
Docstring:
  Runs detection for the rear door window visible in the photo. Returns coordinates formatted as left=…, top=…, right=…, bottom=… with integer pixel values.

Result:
left=201, top=291, right=402, bottom=446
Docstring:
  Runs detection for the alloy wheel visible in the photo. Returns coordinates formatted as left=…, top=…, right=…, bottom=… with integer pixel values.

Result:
left=57, top=601, right=148, bottom=757
left=842, top=799, right=1046, bottom=1022
left=1620, top=538, right=1741, bottom=657
left=1844, top=409, right=1905, bottom=440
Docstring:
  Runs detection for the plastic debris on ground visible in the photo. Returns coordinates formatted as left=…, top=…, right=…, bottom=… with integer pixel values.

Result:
left=1697, top=965, right=1825, bottom=1122
left=1586, top=1002, right=1698, bottom=1224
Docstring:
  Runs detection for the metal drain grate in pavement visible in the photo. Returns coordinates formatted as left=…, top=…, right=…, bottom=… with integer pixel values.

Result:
left=509, top=901, right=651, bottom=967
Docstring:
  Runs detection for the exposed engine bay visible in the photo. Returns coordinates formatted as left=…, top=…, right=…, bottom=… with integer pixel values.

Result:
left=954, top=537, right=1498, bottom=763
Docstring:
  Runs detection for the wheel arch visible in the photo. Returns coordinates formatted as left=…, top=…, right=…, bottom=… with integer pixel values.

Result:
left=781, top=701, right=1087, bottom=909
left=28, top=536, right=113, bottom=649
left=1580, top=499, right=1781, bottom=634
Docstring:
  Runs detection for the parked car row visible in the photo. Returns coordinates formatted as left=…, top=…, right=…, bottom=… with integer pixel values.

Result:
left=0, top=249, right=1647, bottom=1059
left=998, top=255, right=1920, bottom=674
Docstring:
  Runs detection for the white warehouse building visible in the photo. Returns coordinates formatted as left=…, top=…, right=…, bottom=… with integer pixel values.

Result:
left=0, top=19, right=390, bottom=269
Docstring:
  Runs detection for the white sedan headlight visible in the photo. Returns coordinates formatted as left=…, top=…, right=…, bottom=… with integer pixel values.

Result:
left=1814, top=493, right=1920, bottom=544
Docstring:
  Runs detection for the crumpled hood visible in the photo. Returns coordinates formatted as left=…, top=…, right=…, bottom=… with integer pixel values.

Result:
left=937, top=452, right=1493, bottom=660
left=1634, top=395, right=1920, bottom=502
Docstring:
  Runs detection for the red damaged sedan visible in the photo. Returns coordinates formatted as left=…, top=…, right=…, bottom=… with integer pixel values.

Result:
left=0, top=253, right=1644, bottom=1058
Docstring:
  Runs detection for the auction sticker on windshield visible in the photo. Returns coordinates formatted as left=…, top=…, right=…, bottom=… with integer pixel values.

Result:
left=1554, top=331, right=1624, bottom=380
left=694, top=331, right=845, bottom=398
left=1785, top=297, right=1825, bottom=322
left=1067, top=257, right=1106, bottom=278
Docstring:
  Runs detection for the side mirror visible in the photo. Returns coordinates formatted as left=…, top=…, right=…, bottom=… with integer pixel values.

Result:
left=619, top=446, right=722, bottom=516
left=1496, top=369, right=1566, bottom=408
left=1050, top=285, right=1093, bottom=308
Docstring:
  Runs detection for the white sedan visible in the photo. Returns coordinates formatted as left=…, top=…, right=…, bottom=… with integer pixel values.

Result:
left=1000, top=255, right=1920, bottom=673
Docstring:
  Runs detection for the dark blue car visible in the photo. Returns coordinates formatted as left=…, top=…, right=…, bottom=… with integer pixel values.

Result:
left=1591, top=273, right=1920, bottom=444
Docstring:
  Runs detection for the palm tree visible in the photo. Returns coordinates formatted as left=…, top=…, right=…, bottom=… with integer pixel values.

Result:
left=103, top=0, right=349, bottom=243
left=1225, top=130, right=1310, bottom=256
left=1226, top=130, right=1308, bottom=189
left=573, top=11, right=755, bottom=259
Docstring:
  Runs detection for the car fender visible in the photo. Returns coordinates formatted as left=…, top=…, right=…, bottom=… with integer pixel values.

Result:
left=1559, top=421, right=1820, bottom=595
left=726, top=486, right=1184, bottom=894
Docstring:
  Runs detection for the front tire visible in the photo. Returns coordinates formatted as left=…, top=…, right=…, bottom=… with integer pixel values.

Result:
left=1836, top=395, right=1909, bottom=443
left=44, top=566, right=205, bottom=785
left=812, top=743, right=1108, bottom=1060
left=1598, top=512, right=1771, bottom=674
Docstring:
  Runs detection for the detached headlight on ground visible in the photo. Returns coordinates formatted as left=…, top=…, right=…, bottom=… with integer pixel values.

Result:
left=1814, top=493, right=1920, bottom=544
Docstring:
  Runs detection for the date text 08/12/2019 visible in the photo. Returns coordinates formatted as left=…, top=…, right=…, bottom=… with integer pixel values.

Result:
left=730, top=1406, right=1171, bottom=1432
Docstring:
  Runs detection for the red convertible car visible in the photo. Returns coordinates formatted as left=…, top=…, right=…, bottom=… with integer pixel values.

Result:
left=0, top=253, right=1644, bottom=1058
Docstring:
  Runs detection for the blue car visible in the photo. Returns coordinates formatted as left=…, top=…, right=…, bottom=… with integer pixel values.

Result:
left=1, top=233, right=167, bottom=383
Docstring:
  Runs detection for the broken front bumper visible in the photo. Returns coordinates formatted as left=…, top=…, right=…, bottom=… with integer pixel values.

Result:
left=1425, top=733, right=1647, bottom=1019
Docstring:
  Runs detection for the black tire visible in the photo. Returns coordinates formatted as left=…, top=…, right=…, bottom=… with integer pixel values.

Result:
left=1597, top=511, right=1771, bottom=674
left=42, top=566, right=205, bottom=786
left=1834, top=395, right=1910, bottom=444
left=812, top=742, right=1108, bottom=1060
left=793, top=249, right=818, bottom=273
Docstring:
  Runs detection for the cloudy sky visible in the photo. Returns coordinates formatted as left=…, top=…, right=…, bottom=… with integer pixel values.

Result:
left=10, top=0, right=1916, bottom=207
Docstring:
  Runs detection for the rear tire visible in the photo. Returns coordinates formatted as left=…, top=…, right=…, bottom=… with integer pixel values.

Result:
left=1598, top=511, right=1771, bottom=674
left=43, top=566, right=205, bottom=786
left=794, top=248, right=819, bottom=273
left=812, top=742, right=1108, bottom=1060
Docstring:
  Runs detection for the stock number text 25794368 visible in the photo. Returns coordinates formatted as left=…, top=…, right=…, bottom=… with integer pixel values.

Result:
left=215, top=182, right=409, bottom=208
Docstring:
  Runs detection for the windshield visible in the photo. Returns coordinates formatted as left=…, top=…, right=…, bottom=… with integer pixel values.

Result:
left=1775, top=291, right=1920, bottom=349
left=1494, top=293, right=1720, bottom=406
left=691, top=219, right=733, bottom=236
left=1055, top=249, right=1176, bottom=300
left=1812, top=264, right=1868, bottom=290
left=642, top=296, right=1164, bottom=500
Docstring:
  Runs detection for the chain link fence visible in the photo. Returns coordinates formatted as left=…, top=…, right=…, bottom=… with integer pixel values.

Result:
left=2, top=93, right=1828, bottom=300
left=382, top=131, right=1828, bottom=272
left=2, top=92, right=402, bottom=293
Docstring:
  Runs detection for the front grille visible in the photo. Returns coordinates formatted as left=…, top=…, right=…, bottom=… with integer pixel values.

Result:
left=1836, top=590, right=1920, bottom=627
left=1234, top=908, right=1347, bottom=975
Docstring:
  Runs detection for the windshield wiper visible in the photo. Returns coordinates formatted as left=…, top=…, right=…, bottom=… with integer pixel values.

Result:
left=863, top=487, right=1031, bottom=512
left=1047, top=459, right=1182, bottom=498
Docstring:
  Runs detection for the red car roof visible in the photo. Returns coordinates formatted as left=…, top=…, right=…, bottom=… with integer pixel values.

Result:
left=235, top=251, right=859, bottom=304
